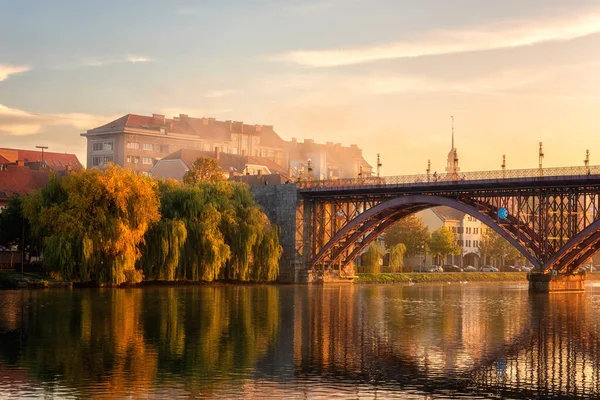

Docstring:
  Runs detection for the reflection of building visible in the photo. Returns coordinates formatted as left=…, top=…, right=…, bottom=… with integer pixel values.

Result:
left=82, top=113, right=372, bottom=179
left=417, top=207, right=483, bottom=267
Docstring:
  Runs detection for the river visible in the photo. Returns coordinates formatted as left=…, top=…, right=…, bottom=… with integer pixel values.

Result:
left=1, top=283, right=600, bottom=399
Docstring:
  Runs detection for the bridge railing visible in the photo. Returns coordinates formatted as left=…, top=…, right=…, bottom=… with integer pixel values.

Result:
left=297, top=165, right=600, bottom=190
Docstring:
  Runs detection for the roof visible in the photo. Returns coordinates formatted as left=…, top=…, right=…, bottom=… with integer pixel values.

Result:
left=0, top=165, right=50, bottom=199
left=0, top=148, right=82, bottom=172
left=85, top=113, right=286, bottom=147
left=160, top=149, right=289, bottom=179
left=229, top=174, right=289, bottom=186
left=430, top=206, right=466, bottom=222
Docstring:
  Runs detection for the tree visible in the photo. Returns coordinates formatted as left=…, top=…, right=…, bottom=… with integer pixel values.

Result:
left=24, top=165, right=160, bottom=285
left=183, top=157, right=225, bottom=185
left=361, top=243, right=385, bottom=274
left=478, top=228, right=524, bottom=267
left=429, top=227, right=461, bottom=265
left=388, top=243, right=407, bottom=273
left=0, top=197, right=27, bottom=250
left=384, top=215, right=430, bottom=256
left=139, top=180, right=282, bottom=282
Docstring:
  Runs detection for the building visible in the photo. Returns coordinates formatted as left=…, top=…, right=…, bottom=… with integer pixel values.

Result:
left=82, top=113, right=372, bottom=180
left=417, top=206, right=483, bottom=267
left=151, top=148, right=289, bottom=182
left=0, top=148, right=82, bottom=210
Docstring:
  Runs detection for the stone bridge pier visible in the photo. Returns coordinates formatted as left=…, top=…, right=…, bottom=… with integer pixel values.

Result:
left=251, top=184, right=303, bottom=282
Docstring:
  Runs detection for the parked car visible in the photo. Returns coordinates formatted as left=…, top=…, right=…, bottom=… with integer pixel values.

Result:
left=520, top=266, right=532, bottom=272
left=464, top=265, right=477, bottom=272
left=427, top=265, right=444, bottom=273
left=480, top=265, right=499, bottom=272
left=442, top=264, right=463, bottom=272
left=506, top=265, right=521, bottom=272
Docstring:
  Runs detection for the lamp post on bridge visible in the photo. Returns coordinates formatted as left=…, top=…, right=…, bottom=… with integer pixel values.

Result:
left=539, top=142, right=544, bottom=177
left=585, top=149, right=590, bottom=175
left=426, top=160, right=431, bottom=182
left=376, top=153, right=382, bottom=178
left=502, top=155, right=506, bottom=178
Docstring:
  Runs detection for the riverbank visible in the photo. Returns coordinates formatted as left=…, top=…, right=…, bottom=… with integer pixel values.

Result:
left=355, top=272, right=600, bottom=284
left=0, top=270, right=72, bottom=289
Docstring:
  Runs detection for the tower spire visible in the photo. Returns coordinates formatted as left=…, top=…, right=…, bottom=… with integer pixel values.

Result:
left=451, top=115, right=454, bottom=150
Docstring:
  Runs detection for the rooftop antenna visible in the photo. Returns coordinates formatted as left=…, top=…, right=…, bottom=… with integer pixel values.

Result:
left=35, top=145, right=49, bottom=167
left=376, top=153, right=382, bottom=177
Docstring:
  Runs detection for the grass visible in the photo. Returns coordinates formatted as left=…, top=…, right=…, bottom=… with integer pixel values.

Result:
left=355, top=272, right=529, bottom=284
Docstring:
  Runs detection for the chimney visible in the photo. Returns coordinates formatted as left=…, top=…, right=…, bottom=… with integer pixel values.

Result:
left=152, top=114, right=166, bottom=124
left=326, top=141, right=334, bottom=146
left=179, top=114, right=189, bottom=120
left=214, top=146, right=221, bottom=160
left=291, top=137, right=297, bottom=144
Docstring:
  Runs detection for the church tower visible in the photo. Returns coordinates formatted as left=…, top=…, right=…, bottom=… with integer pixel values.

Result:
left=445, top=116, right=459, bottom=178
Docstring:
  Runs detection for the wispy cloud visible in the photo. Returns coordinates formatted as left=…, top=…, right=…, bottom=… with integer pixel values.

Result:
left=0, top=64, right=31, bottom=81
left=81, top=54, right=154, bottom=68
left=205, top=89, right=238, bottom=98
left=0, top=104, right=113, bottom=136
left=271, top=9, right=600, bottom=67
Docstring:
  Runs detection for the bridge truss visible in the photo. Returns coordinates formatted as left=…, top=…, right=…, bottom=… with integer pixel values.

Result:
left=296, top=167, right=600, bottom=275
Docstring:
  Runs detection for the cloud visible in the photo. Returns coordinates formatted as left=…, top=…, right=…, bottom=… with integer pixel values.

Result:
left=0, top=104, right=114, bottom=136
left=0, top=64, right=31, bottom=81
left=205, top=89, right=238, bottom=98
left=81, top=54, right=154, bottom=68
left=271, top=9, right=600, bottom=67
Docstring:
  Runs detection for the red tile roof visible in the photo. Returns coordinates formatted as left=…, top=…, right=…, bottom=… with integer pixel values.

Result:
left=0, top=148, right=82, bottom=172
left=0, top=165, right=50, bottom=199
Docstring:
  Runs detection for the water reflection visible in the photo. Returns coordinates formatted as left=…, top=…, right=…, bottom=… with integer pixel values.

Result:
left=1, top=284, right=600, bottom=398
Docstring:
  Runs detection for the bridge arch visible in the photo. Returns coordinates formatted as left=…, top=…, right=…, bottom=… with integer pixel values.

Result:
left=309, top=194, right=541, bottom=270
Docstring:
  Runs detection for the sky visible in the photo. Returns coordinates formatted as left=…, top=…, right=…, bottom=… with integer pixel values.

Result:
left=1, top=0, right=600, bottom=174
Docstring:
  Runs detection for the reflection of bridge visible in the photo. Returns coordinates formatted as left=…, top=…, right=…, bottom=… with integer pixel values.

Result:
left=253, top=165, right=600, bottom=285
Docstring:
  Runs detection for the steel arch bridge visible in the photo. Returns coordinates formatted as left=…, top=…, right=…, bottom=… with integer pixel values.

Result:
left=295, top=165, right=600, bottom=277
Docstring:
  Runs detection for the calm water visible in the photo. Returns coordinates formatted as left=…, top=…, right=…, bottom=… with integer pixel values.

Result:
left=2, top=283, right=600, bottom=399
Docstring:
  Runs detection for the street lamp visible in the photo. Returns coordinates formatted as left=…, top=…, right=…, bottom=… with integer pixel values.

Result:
left=585, top=149, right=590, bottom=174
left=376, top=153, right=382, bottom=178
left=538, top=142, right=544, bottom=176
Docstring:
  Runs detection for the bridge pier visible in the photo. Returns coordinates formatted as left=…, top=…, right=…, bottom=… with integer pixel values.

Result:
left=528, top=272, right=586, bottom=293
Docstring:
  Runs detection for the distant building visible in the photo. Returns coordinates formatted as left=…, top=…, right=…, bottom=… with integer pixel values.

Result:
left=82, top=113, right=372, bottom=180
left=0, top=148, right=81, bottom=210
left=151, top=148, right=289, bottom=182
left=416, top=206, right=483, bottom=268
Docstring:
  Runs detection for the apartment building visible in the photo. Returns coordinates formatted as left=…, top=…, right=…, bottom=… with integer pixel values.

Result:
left=82, top=113, right=372, bottom=179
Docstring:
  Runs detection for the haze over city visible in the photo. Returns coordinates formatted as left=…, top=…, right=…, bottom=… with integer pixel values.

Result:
left=1, top=0, right=600, bottom=173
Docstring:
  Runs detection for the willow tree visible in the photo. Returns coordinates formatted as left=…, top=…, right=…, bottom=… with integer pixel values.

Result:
left=24, top=165, right=160, bottom=285
left=388, top=243, right=407, bottom=273
left=139, top=180, right=281, bottom=282
left=362, top=243, right=385, bottom=274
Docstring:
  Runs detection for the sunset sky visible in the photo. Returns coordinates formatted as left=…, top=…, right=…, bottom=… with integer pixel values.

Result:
left=1, top=0, right=600, bottom=174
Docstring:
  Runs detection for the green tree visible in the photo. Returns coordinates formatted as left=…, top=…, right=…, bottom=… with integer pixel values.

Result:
left=429, top=227, right=461, bottom=265
left=478, top=228, right=523, bottom=267
left=384, top=215, right=430, bottom=256
left=139, top=180, right=281, bottom=282
left=388, top=243, right=407, bottom=273
left=362, top=242, right=385, bottom=274
left=0, top=197, right=29, bottom=251
left=182, top=157, right=225, bottom=185
left=24, top=165, right=160, bottom=285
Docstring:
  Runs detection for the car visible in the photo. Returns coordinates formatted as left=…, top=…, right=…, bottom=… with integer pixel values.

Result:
left=464, top=265, right=477, bottom=272
left=427, top=265, right=444, bottom=273
left=520, top=266, right=532, bottom=272
left=506, top=265, right=521, bottom=272
left=480, top=265, right=499, bottom=272
left=442, top=264, right=463, bottom=272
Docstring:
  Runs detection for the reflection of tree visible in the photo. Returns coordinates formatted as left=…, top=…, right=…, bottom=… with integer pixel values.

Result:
left=0, top=286, right=280, bottom=398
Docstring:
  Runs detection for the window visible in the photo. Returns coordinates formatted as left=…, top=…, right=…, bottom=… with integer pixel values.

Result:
left=159, top=144, right=169, bottom=153
left=141, top=171, right=151, bottom=177
left=92, top=156, right=113, bottom=166
left=452, top=227, right=456, bottom=233
left=143, top=143, right=153, bottom=151
left=133, top=156, right=140, bottom=164
left=126, top=156, right=132, bottom=163
left=232, top=147, right=238, bottom=155
left=127, top=142, right=140, bottom=150
left=160, top=128, right=167, bottom=135
left=93, top=141, right=114, bottom=152
left=142, top=157, right=153, bottom=165
left=203, top=143, right=211, bottom=151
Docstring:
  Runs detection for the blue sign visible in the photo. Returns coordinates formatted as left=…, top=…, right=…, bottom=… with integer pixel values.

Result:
left=498, top=207, right=509, bottom=219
